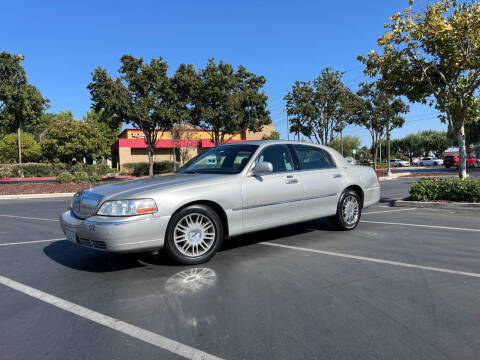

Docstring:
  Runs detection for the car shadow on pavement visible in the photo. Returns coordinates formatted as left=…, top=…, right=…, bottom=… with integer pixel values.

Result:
left=43, top=217, right=342, bottom=272
left=221, top=217, right=335, bottom=252
left=43, top=240, right=150, bottom=272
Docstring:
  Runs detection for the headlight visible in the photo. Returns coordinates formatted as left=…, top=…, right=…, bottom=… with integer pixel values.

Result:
left=97, top=199, right=157, bottom=216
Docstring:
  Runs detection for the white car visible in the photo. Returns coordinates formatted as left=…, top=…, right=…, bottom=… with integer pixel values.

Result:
left=419, top=157, right=443, bottom=166
left=389, top=159, right=410, bottom=167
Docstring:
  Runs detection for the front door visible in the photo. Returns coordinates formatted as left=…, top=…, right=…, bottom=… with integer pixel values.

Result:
left=242, top=144, right=304, bottom=232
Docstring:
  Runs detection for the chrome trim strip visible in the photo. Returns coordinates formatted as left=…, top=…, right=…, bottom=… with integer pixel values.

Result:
left=233, top=193, right=337, bottom=211
left=84, top=216, right=159, bottom=226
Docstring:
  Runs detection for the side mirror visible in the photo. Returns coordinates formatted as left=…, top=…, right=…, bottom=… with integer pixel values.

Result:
left=250, top=161, right=273, bottom=176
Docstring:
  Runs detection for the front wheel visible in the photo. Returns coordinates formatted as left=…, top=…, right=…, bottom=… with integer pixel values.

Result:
left=164, top=204, right=224, bottom=265
left=330, top=190, right=362, bottom=231
left=419, top=162, right=424, bottom=166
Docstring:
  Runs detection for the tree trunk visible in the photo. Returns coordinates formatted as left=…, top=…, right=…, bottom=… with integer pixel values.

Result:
left=17, top=127, right=22, bottom=164
left=372, top=139, right=378, bottom=170
left=457, top=122, right=468, bottom=179
left=147, top=146, right=154, bottom=176
left=386, top=126, right=391, bottom=177
left=340, top=130, right=344, bottom=156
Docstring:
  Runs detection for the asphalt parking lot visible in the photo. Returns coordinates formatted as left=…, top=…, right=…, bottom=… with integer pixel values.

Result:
left=1, top=182, right=480, bottom=360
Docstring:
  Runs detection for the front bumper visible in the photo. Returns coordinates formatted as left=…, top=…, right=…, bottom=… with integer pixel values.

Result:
left=60, top=210, right=171, bottom=253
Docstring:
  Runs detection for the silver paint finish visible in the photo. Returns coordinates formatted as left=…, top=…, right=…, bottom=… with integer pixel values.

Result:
left=59, top=140, right=380, bottom=253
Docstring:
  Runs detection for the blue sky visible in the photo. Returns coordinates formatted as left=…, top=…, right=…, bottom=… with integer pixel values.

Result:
left=1, top=0, right=446, bottom=147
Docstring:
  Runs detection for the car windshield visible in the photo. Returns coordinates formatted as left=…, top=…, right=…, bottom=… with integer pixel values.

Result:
left=178, top=144, right=259, bottom=174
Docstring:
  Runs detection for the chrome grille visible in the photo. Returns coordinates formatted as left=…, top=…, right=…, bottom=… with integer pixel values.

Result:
left=72, top=191, right=102, bottom=218
left=77, top=237, right=107, bottom=250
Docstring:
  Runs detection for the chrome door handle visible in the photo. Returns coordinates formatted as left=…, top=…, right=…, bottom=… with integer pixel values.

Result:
left=333, top=174, right=342, bottom=178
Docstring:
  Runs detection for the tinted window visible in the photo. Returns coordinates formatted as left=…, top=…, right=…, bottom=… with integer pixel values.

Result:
left=179, top=144, right=258, bottom=174
left=255, top=145, right=294, bottom=173
left=293, top=145, right=333, bottom=170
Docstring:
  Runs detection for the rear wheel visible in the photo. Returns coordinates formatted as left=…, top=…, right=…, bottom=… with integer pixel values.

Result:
left=330, top=189, right=362, bottom=230
left=164, top=205, right=224, bottom=265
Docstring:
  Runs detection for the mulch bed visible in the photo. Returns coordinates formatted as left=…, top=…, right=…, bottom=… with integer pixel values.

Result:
left=0, top=182, right=111, bottom=195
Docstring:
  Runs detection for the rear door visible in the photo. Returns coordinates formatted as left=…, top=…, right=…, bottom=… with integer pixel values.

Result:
left=292, top=145, right=344, bottom=219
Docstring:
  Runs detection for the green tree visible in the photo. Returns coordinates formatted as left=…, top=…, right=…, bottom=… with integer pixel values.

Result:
left=40, top=117, right=103, bottom=164
left=88, top=55, right=178, bottom=175
left=329, top=135, right=361, bottom=157
left=261, top=130, right=281, bottom=140
left=187, top=58, right=271, bottom=145
left=0, top=52, right=49, bottom=163
left=359, top=0, right=480, bottom=178
left=83, top=110, right=121, bottom=159
left=351, top=81, right=409, bottom=169
left=421, top=130, right=453, bottom=158
left=396, top=133, right=424, bottom=164
left=0, top=132, right=41, bottom=163
left=285, top=68, right=355, bottom=145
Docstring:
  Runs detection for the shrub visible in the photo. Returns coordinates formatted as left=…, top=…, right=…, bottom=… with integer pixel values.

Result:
left=89, top=172, right=104, bottom=182
left=122, top=161, right=174, bottom=176
left=57, top=171, right=74, bottom=183
left=0, top=162, right=114, bottom=178
left=409, top=178, right=480, bottom=202
left=73, top=171, right=90, bottom=183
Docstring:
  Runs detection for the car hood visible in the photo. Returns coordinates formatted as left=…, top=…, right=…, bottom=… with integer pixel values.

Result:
left=85, top=174, right=227, bottom=200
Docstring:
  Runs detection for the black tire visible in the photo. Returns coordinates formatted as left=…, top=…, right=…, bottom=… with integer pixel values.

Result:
left=164, top=204, right=224, bottom=265
left=419, top=162, right=424, bottom=166
left=330, top=189, right=362, bottom=231
left=445, top=165, right=450, bottom=169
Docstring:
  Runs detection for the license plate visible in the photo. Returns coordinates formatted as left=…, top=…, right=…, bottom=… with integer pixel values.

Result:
left=65, top=229, right=76, bottom=243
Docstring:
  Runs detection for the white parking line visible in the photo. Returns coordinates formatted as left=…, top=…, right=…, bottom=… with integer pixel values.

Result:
left=361, top=220, right=480, bottom=232
left=260, top=242, right=480, bottom=278
left=0, top=238, right=64, bottom=246
left=0, top=214, right=59, bottom=222
left=0, top=274, right=223, bottom=360
left=363, top=208, right=417, bottom=215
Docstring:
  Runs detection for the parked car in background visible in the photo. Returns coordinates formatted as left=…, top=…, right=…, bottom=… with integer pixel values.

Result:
left=389, top=159, right=410, bottom=167
left=444, top=155, right=459, bottom=168
left=60, top=141, right=380, bottom=265
left=444, top=155, right=479, bottom=168
left=466, top=157, right=479, bottom=168
left=345, top=156, right=357, bottom=165
left=419, top=157, right=443, bottom=166
left=360, top=159, right=373, bottom=166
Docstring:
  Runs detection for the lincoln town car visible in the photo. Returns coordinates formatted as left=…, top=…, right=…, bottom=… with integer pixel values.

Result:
left=60, top=141, right=380, bottom=264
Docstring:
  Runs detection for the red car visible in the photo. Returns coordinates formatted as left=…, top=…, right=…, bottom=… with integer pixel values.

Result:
left=444, top=155, right=479, bottom=168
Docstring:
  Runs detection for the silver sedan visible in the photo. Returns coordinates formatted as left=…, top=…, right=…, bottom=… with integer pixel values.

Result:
left=60, top=141, right=380, bottom=264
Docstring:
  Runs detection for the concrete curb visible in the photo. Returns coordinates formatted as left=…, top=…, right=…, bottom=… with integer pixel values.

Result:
left=0, top=193, right=75, bottom=200
left=379, top=172, right=411, bottom=181
left=394, top=198, right=480, bottom=210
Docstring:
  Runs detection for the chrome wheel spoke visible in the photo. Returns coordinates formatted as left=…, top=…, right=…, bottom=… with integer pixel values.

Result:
left=173, top=213, right=216, bottom=257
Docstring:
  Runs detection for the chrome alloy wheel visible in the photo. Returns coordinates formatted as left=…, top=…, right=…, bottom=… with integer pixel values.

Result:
left=173, top=213, right=216, bottom=257
left=342, top=195, right=359, bottom=226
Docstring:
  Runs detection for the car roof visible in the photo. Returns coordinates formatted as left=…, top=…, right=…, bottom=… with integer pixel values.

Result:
left=221, top=139, right=330, bottom=148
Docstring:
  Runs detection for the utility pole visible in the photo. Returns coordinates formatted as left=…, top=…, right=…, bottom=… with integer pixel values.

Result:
left=287, top=115, right=289, bottom=141
left=17, top=127, right=22, bottom=164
